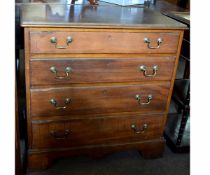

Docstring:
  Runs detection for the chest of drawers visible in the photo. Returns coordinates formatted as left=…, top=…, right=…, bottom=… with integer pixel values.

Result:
left=21, top=3, right=186, bottom=171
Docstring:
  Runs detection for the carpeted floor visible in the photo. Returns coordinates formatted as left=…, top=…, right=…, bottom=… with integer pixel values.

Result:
left=28, top=146, right=189, bottom=175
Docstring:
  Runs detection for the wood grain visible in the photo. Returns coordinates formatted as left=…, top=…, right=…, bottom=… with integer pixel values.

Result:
left=24, top=28, right=33, bottom=148
left=30, top=83, right=170, bottom=117
left=20, top=4, right=187, bottom=29
left=30, top=57, right=175, bottom=85
left=31, top=114, right=164, bottom=149
left=30, top=31, right=180, bottom=54
left=21, top=3, right=185, bottom=170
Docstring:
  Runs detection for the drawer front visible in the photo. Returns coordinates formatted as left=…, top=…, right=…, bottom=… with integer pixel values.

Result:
left=30, top=31, right=180, bottom=54
left=30, top=57, right=175, bottom=85
left=30, top=83, right=170, bottom=117
left=31, top=114, right=164, bottom=149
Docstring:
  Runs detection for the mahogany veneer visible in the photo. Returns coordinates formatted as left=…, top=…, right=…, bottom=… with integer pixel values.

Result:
left=21, top=3, right=186, bottom=171
left=30, top=31, right=180, bottom=54
left=30, top=57, right=176, bottom=85
left=31, top=114, right=165, bottom=149
left=30, top=83, right=170, bottom=117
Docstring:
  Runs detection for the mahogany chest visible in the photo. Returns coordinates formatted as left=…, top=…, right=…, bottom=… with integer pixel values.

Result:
left=20, top=3, right=186, bottom=171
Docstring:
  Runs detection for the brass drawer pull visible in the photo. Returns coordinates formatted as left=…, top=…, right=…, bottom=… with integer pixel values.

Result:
left=49, top=98, right=71, bottom=110
left=136, top=94, right=152, bottom=105
left=131, top=124, right=148, bottom=134
left=140, top=65, right=158, bottom=77
left=50, top=36, right=73, bottom=49
left=144, top=37, right=163, bottom=49
left=50, top=66, right=72, bottom=79
left=50, top=129, right=70, bottom=140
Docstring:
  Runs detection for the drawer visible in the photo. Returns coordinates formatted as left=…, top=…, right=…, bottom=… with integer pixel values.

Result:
left=30, top=31, right=180, bottom=54
left=30, top=57, right=175, bottom=85
left=30, top=83, right=170, bottom=117
left=31, top=114, right=164, bottom=149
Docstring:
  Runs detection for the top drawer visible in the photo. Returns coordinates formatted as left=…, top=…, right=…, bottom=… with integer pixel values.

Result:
left=30, top=31, right=180, bottom=54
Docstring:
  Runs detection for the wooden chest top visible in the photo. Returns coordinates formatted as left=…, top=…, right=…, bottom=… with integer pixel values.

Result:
left=20, top=3, right=187, bottom=29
